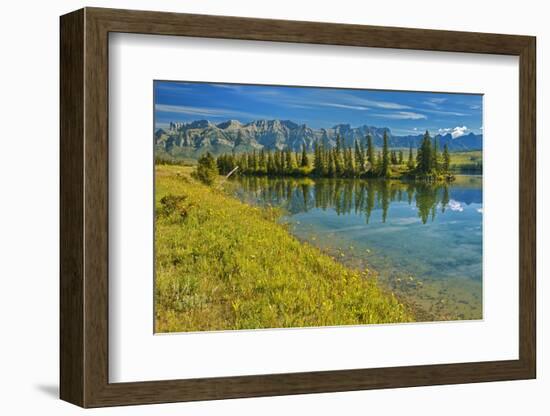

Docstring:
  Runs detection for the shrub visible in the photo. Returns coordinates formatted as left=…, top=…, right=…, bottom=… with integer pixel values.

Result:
left=192, top=152, right=218, bottom=185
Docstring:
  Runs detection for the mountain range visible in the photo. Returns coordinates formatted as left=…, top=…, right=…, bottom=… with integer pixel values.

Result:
left=154, top=119, right=482, bottom=160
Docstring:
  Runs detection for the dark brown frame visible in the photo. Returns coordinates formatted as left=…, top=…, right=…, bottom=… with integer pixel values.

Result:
left=60, top=7, right=536, bottom=408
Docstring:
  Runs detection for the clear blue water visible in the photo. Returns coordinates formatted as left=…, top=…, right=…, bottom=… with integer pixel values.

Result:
left=229, top=176, right=483, bottom=321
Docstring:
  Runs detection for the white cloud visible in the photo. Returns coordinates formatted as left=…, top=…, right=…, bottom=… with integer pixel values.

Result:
left=319, top=103, right=369, bottom=111
left=326, top=92, right=411, bottom=110
left=210, top=84, right=243, bottom=91
left=373, top=111, right=427, bottom=120
left=438, top=125, right=469, bottom=139
left=156, top=104, right=218, bottom=116
left=292, top=94, right=409, bottom=111
left=422, top=97, right=447, bottom=108
left=241, top=88, right=413, bottom=115
left=448, top=199, right=464, bottom=212
left=154, top=104, right=270, bottom=120
left=287, top=103, right=316, bottom=110
left=371, top=101, right=410, bottom=110
left=423, top=109, right=468, bottom=116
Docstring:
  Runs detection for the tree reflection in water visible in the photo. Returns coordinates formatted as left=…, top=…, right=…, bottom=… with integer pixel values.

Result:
left=232, top=176, right=467, bottom=225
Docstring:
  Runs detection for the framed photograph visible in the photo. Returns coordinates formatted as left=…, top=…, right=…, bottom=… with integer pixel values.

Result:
left=60, top=7, right=536, bottom=407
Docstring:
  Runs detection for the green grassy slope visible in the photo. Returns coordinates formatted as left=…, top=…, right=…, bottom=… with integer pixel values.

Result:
left=155, top=165, right=412, bottom=332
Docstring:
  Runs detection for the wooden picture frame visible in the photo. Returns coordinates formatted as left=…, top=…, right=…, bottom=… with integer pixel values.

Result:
left=60, top=7, right=536, bottom=408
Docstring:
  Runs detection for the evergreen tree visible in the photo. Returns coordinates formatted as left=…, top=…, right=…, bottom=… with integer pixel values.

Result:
left=327, top=150, right=335, bottom=177
left=267, top=151, right=277, bottom=175
left=345, top=147, right=355, bottom=177
left=376, top=151, right=383, bottom=174
left=265, top=150, right=273, bottom=175
left=336, top=135, right=343, bottom=156
left=366, top=134, right=375, bottom=169
left=278, top=150, right=285, bottom=174
left=313, top=143, right=320, bottom=174
left=390, top=150, right=398, bottom=165
left=259, top=149, right=267, bottom=173
left=334, top=147, right=344, bottom=177
left=416, top=145, right=423, bottom=171
left=343, top=147, right=349, bottom=175
left=407, top=144, right=415, bottom=170
left=301, top=144, right=309, bottom=167
left=221, top=130, right=453, bottom=180
left=216, top=154, right=225, bottom=174
left=240, top=153, right=248, bottom=172
left=382, top=131, right=391, bottom=178
left=432, top=136, right=439, bottom=172
left=354, top=139, right=363, bottom=173
left=252, top=150, right=259, bottom=171
left=442, top=143, right=451, bottom=172
left=285, top=149, right=295, bottom=172
left=194, top=152, right=218, bottom=185
left=313, top=142, right=324, bottom=175
left=322, top=144, right=329, bottom=176
left=323, top=144, right=330, bottom=174
left=417, top=130, right=433, bottom=174
left=217, top=153, right=236, bottom=175
left=359, top=140, right=366, bottom=172
left=274, top=151, right=281, bottom=174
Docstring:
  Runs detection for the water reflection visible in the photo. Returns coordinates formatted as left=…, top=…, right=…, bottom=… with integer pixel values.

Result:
left=229, top=175, right=483, bottom=321
left=232, top=176, right=482, bottom=225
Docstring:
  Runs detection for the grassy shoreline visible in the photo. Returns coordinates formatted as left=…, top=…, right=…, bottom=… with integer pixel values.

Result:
left=155, top=164, right=412, bottom=332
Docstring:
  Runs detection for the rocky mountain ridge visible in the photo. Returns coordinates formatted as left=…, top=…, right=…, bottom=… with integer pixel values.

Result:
left=155, top=119, right=482, bottom=160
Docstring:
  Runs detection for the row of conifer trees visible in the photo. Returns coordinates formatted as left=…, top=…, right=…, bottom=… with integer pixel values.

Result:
left=216, top=130, right=451, bottom=179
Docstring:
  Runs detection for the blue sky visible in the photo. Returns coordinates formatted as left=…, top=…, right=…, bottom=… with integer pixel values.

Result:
left=154, top=81, right=483, bottom=137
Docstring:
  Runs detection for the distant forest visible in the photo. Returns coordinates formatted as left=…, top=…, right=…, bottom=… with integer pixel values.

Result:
left=215, top=130, right=452, bottom=181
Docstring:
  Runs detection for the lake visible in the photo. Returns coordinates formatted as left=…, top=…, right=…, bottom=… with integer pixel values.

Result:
left=228, top=175, right=483, bottom=322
